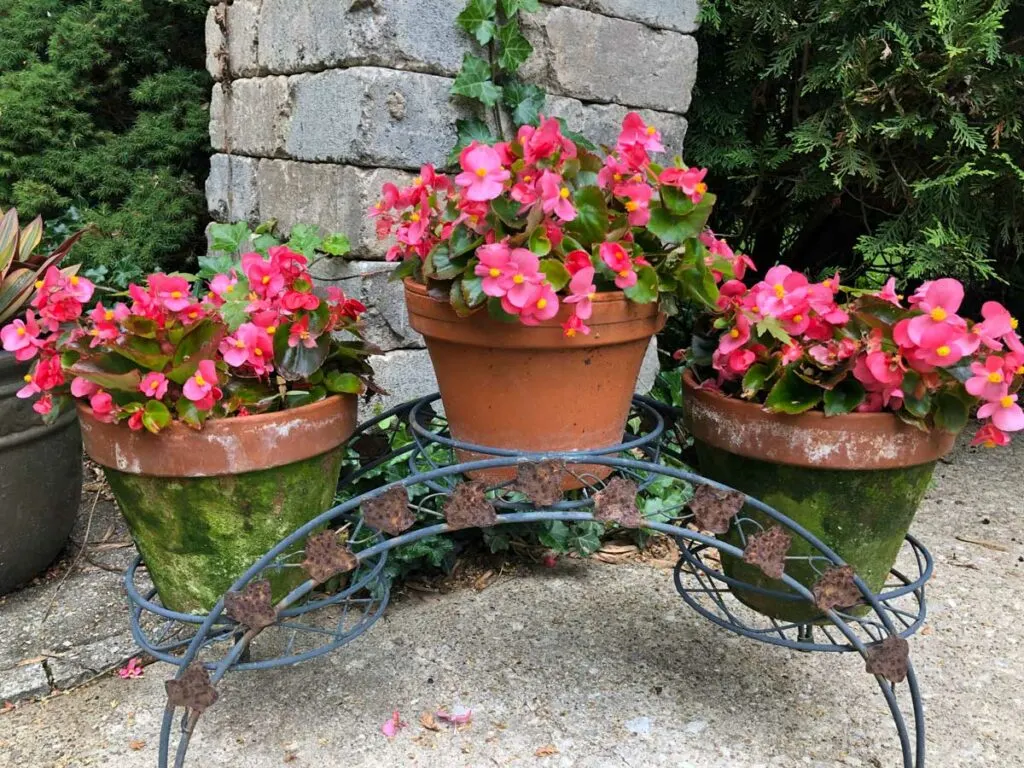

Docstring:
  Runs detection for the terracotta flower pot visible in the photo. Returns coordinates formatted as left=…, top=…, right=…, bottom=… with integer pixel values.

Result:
left=682, top=371, right=956, bottom=622
left=79, top=395, right=357, bottom=614
left=405, top=280, right=665, bottom=479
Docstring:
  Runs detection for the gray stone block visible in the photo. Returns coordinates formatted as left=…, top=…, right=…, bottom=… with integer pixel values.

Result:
left=546, top=97, right=688, bottom=157
left=210, top=76, right=291, bottom=156
left=0, top=663, right=49, bottom=703
left=258, top=0, right=466, bottom=77
left=206, top=2, right=262, bottom=80
left=311, top=260, right=420, bottom=352
left=522, top=7, right=698, bottom=114
left=207, top=154, right=260, bottom=223
left=255, top=159, right=415, bottom=260
left=543, top=0, right=699, bottom=34
left=286, top=67, right=469, bottom=169
left=364, top=348, right=438, bottom=417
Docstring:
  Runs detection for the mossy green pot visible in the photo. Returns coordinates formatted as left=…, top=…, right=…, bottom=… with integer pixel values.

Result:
left=79, top=396, right=357, bottom=614
left=682, top=372, right=957, bottom=623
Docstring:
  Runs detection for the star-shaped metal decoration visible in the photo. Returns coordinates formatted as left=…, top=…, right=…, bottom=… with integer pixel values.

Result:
left=594, top=477, right=642, bottom=528
left=302, top=530, right=359, bottom=584
left=864, top=635, right=910, bottom=684
left=444, top=482, right=499, bottom=530
left=515, top=461, right=566, bottom=507
left=742, top=525, right=792, bottom=580
left=223, top=579, right=277, bottom=631
left=361, top=486, right=415, bottom=536
left=165, top=662, right=218, bottom=713
left=688, top=485, right=746, bottom=534
left=812, top=564, right=862, bottom=612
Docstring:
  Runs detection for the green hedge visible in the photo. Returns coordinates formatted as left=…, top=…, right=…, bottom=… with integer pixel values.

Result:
left=0, top=0, right=210, bottom=285
left=690, top=0, right=1023, bottom=311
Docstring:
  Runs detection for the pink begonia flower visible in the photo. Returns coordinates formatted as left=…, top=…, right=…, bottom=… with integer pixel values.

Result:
left=806, top=283, right=848, bottom=325
left=381, top=710, right=407, bottom=739
left=183, top=359, right=218, bottom=403
left=877, top=277, right=902, bottom=307
left=517, top=282, right=560, bottom=326
left=32, top=393, right=53, bottom=416
left=281, top=290, right=320, bottom=312
left=965, top=356, right=1010, bottom=401
left=127, top=410, right=145, bottom=431
left=517, top=116, right=576, bottom=165
left=269, top=246, right=309, bottom=281
left=617, top=112, right=664, bottom=154
left=619, top=182, right=653, bottom=226
left=564, top=267, right=597, bottom=321
left=396, top=200, right=430, bottom=247
left=905, top=278, right=966, bottom=348
left=972, top=300, right=1022, bottom=352
left=1005, top=352, right=1024, bottom=378
left=502, top=249, right=544, bottom=309
left=139, top=372, right=169, bottom=400
left=210, top=272, right=238, bottom=300
left=118, top=658, right=144, bottom=680
left=971, top=423, right=1011, bottom=448
left=600, top=242, right=637, bottom=290
left=511, top=169, right=541, bottom=211
left=474, top=242, right=513, bottom=297
left=238, top=323, right=274, bottom=374
left=32, top=267, right=90, bottom=329
left=287, top=316, right=319, bottom=349
left=717, top=280, right=748, bottom=310
left=564, top=250, right=592, bottom=276
left=64, top=274, right=95, bottom=304
left=17, top=355, right=63, bottom=400
left=71, top=377, right=100, bottom=398
left=368, top=182, right=400, bottom=218
left=90, top=391, right=116, bottom=422
left=779, top=341, right=803, bottom=365
left=538, top=171, right=577, bottom=221
left=713, top=347, right=756, bottom=378
left=1, top=311, right=43, bottom=361
left=659, top=167, right=708, bottom=204
left=780, top=307, right=811, bottom=336
left=148, top=273, right=193, bottom=312
left=718, top=314, right=751, bottom=355
left=454, top=142, right=510, bottom=202
left=562, top=312, right=591, bottom=338
left=598, top=154, right=633, bottom=191
left=435, top=707, right=473, bottom=726
left=978, top=394, right=1024, bottom=432
left=242, top=253, right=285, bottom=300
left=754, top=265, right=809, bottom=318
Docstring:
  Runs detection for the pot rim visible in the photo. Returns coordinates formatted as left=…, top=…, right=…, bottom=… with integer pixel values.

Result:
left=681, top=369, right=958, bottom=470
left=79, top=394, right=357, bottom=477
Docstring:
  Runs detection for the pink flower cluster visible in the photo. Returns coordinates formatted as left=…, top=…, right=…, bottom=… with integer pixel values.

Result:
left=701, top=257, right=1023, bottom=447
left=2, top=247, right=368, bottom=431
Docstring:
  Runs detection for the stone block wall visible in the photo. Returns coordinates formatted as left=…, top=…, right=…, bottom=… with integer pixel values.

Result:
left=205, top=0, right=700, bottom=408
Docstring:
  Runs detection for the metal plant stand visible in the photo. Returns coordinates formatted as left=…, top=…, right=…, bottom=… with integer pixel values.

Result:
left=125, top=395, right=932, bottom=768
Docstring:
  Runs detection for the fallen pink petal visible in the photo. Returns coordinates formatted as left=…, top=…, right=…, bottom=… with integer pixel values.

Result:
left=381, top=710, right=407, bottom=738
left=118, top=658, right=144, bottom=679
left=435, top=706, right=473, bottom=726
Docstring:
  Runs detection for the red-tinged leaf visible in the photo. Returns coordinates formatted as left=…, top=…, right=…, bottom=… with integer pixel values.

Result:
left=115, top=337, right=171, bottom=372
left=18, top=216, right=43, bottom=262
left=67, top=360, right=142, bottom=392
left=0, top=209, right=20, bottom=275
left=0, top=268, right=35, bottom=323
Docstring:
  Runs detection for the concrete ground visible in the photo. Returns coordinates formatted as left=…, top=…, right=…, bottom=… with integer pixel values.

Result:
left=1, top=433, right=1022, bottom=767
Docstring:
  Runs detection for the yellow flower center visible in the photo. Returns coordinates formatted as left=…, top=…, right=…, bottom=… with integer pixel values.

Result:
left=793, top=314, right=803, bottom=323
left=299, top=330, right=310, bottom=340
left=248, top=292, right=258, bottom=301
left=565, top=328, right=577, bottom=338
left=267, top=325, right=277, bottom=335
left=560, top=187, right=570, bottom=199
left=536, top=299, right=548, bottom=310
left=410, top=213, right=421, bottom=223
left=513, top=274, right=524, bottom=285
left=235, top=340, right=246, bottom=348
left=70, top=276, right=79, bottom=286
left=1018, top=365, right=1024, bottom=375
left=988, top=371, right=1004, bottom=384
left=374, top=201, right=383, bottom=210
left=646, top=125, right=657, bottom=136
left=254, top=348, right=263, bottom=357
left=413, top=176, right=423, bottom=186
left=23, top=374, right=32, bottom=383
left=1011, top=317, right=1019, bottom=330
left=150, top=380, right=160, bottom=390
left=624, top=201, right=639, bottom=212
left=16, top=327, right=25, bottom=336
left=89, top=328, right=99, bottom=336
left=188, top=311, right=198, bottom=319
left=936, top=345, right=951, bottom=358
left=261, top=276, right=270, bottom=285
left=1000, top=395, right=1014, bottom=408
left=104, top=310, right=114, bottom=321
left=524, top=175, right=533, bottom=183
left=194, top=374, right=206, bottom=386
left=632, top=174, right=642, bottom=183
left=696, top=182, right=708, bottom=195
left=469, top=215, right=479, bottom=224
left=930, top=307, right=947, bottom=322
left=774, top=284, right=785, bottom=299
left=613, top=173, right=622, bottom=182
left=475, top=167, right=488, bottom=178
left=618, top=269, right=630, bottom=278
left=489, top=268, right=501, bottom=278
left=171, top=290, right=182, bottom=299
left=752, top=306, right=760, bottom=314
left=729, top=329, right=740, bottom=339
left=34, top=280, right=44, bottom=289
left=587, top=291, right=596, bottom=301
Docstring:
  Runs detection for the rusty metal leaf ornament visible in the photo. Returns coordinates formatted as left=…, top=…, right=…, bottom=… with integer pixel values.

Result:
left=444, top=482, right=498, bottom=530
left=223, top=579, right=277, bottom=631
left=165, top=662, right=218, bottom=713
left=302, top=531, right=358, bottom=584
left=742, top=526, right=792, bottom=580
left=812, top=565, right=862, bottom=612
left=515, top=461, right=565, bottom=507
left=594, top=477, right=642, bottom=528
left=361, top=486, right=415, bottom=536
left=864, top=636, right=910, bottom=684
left=688, top=485, right=746, bottom=534
left=352, top=433, right=391, bottom=464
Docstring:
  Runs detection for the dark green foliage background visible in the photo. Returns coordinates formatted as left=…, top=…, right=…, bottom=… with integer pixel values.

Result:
left=690, top=0, right=1023, bottom=313
left=0, top=0, right=210, bottom=285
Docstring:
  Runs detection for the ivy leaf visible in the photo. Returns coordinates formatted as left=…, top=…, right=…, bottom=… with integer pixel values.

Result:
left=286, top=224, right=323, bottom=258
left=567, top=521, right=604, bottom=557
left=451, top=54, right=503, bottom=108
left=449, top=118, right=497, bottom=164
left=501, top=0, right=540, bottom=14
left=823, top=379, right=866, bottom=416
left=208, top=222, right=250, bottom=256
left=765, top=369, right=823, bottom=414
left=624, top=265, right=659, bottom=304
left=456, top=0, right=498, bottom=45
left=503, top=79, right=546, bottom=127
left=539, top=258, right=570, bottom=291
left=497, top=21, right=533, bottom=72
left=319, top=233, right=351, bottom=257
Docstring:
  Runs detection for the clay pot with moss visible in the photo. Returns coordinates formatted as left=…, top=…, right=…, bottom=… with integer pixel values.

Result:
left=79, top=395, right=357, bottom=614
left=682, top=371, right=957, bottom=622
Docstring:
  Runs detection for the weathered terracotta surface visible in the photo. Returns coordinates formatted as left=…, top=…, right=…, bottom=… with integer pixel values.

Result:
left=79, top=395, right=358, bottom=477
left=682, top=371, right=956, bottom=470
left=405, top=280, right=665, bottom=460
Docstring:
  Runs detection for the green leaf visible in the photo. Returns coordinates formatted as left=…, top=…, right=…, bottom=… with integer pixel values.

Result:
left=903, top=387, right=933, bottom=419
left=141, top=400, right=172, bottom=434
left=424, top=244, right=463, bottom=281
left=324, top=370, right=364, bottom=395
left=764, top=369, right=823, bottom=414
left=677, top=262, right=720, bottom=310
left=742, top=363, right=771, bottom=398
left=218, top=279, right=253, bottom=332
left=173, top=320, right=221, bottom=367
left=114, top=338, right=171, bottom=372
left=286, top=224, right=323, bottom=258
left=457, top=0, right=498, bottom=45
left=208, top=222, right=251, bottom=256
left=500, top=0, right=540, bottom=14
left=461, top=275, right=488, bottom=308
left=451, top=53, right=503, bottom=108
left=565, top=186, right=609, bottom=248
left=449, top=118, right=498, bottom=164
left=490, top=195, right=524, bottom=228
left=934, top=390, right=969, bottom=433
left=389, top=257, right=419, bottom=283
left=503, top=80, right=546, bottom=126
left=538, top=520, right=570, bottom=550
left=755, top=315, right=793, bottom=345
left=319, top=233, right=351, bottom=257
left=823, top=379, right=866, bottom=416
left=450, top=279, right=473, bottom=317
left=487, top=297, right=519, bottom=323
left=274, top=326, right=330, bottom=381
left=624, top=265, right=659, bottom=304
left=567, top=521, right=604, bottom=557
left=538, top=258, right=571, bottom=291
left=497, top=21, right=533, bottom=72
left=175, top=398, right=206, bottom=429
left=528, top=227, right=552, bottom=256
left=647, top=193, right=717, bottom=245
left=449, top=226, right=483, bottom=258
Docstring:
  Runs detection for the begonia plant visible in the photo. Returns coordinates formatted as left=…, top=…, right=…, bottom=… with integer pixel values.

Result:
left=679, top=258, right=1024, bottom=447
left=372, top=113, right=745, bottom=336
left=1, top=224, right=375, bottom=432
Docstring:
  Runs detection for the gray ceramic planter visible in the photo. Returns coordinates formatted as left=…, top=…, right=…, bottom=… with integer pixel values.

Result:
left=0, top=351, right=82, bottom=593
